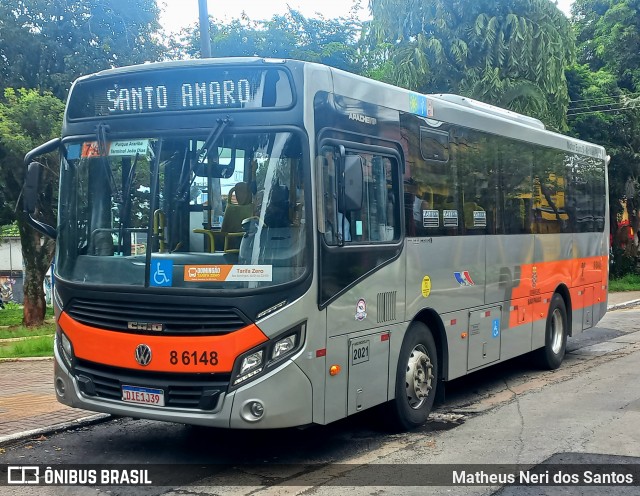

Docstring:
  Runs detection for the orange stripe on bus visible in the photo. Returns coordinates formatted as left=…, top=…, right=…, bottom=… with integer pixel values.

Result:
left=58, top=311, right=268, bottom=373
left=507, top=255, right=607, bottom=328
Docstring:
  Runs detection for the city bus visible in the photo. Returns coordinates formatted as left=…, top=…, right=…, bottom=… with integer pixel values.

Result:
left=23, top=58, right=609, bottom=430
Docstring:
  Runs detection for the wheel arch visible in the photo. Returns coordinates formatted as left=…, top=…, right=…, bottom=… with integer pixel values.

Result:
left=554, top=283, right=572, bottom=336
left=410, top=308, right=448, bottom=381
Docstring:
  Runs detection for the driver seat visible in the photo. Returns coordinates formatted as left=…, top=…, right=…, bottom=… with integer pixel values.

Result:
left=217, top=182, right=254, bottom=252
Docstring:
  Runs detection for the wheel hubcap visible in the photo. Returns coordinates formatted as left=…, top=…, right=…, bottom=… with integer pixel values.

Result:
left=550, top=308, right=564, bottom=354
left=405, top=344, right=434, bottom=409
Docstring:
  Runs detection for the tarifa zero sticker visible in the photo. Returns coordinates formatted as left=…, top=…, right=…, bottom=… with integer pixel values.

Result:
left=422, top=275, right=432, bottom=298
left=184, top=265, right=272, bottom=282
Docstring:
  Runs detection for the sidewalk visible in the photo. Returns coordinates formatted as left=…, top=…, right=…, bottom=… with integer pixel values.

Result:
left=2, top=292, right=640, bottom=446
left=0, top=359, right=107, bottom=445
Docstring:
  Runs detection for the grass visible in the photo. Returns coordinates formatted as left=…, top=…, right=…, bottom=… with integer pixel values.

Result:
left=609, top=273, right=640, bottom=292
left=0, top=304, right=55, bottom=358
left=0, top=335, right=54, bottom=359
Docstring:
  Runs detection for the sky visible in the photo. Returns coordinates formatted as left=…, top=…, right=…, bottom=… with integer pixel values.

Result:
left=159, top=0, right=575, bottom=34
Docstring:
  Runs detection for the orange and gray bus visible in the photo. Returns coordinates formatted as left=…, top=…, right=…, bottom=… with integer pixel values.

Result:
left=24, top=58, right=608, bottom=430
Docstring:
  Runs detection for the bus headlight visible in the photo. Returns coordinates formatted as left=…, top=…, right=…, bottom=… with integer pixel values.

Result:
left=240, top=350, right=263, bottom=375
left=272, top=334, right=296, bottom=359
left=230, top=323, right=305, bottom=389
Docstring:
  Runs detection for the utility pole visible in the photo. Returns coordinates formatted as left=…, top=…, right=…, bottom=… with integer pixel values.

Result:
left=198, top=0, right=212, bottom=58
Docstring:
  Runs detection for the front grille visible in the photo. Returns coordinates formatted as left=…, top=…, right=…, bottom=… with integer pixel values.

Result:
left=66, top=298, right=248, bottom=335
left=74, top=359, right=229, bottom=411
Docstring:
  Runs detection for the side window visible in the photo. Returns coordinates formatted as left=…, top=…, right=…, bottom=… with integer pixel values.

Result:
left=498, top=139, right=533, bottom=235
left=321, top=146, right=400, bottom=245
left=532, top=148, right=570, bottom=234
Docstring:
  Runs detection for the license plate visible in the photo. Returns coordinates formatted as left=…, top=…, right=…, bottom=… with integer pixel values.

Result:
left=122, top=385, right=165, bottom=407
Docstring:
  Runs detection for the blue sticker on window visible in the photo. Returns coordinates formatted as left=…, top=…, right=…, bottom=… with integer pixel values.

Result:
left=67, top=143, right=81, bottom=160
left=492, top=319, right=500, bottom=338
left=150, top=259, right=173, bottom=287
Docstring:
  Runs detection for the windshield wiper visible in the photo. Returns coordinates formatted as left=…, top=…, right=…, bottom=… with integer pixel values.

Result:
left=197, top=115, right=232, bottom=158
left=177, top=116, right=233, bottom=199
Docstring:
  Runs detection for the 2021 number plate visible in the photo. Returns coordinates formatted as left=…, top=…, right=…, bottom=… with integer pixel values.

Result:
left=351, top=339, right=370, bottom=365
left=122, top=385, right=165, bottom=407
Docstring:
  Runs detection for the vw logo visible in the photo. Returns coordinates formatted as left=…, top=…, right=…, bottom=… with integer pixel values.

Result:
left=135, top=344, right=152, bottom=366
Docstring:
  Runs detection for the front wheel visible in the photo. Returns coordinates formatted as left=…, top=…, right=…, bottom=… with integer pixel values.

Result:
left=388, top=322, right=438, bottom=431
left=534, top=293, right=568, bottom=370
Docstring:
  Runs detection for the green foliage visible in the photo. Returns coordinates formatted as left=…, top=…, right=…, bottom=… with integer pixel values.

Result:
left=0, top=335, right=54, bottom=358
left=0, top=303, right=54, bottom=358
left=569, top=1, right=640, bottom=278
left=0, top=304, right=53, bottom=327
left=609, top=247, right=638, bottom=279
left=609, top=271, right=640, bottom=291
left=366, top=0, right=574, bottom=130
left=171, top=7, right=364, bottom=73
left=0, top=88, right=63, bottom=226
left=0, top=0, right=164, bottom=100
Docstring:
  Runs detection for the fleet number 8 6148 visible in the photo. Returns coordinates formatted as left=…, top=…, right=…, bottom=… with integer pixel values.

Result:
left=169, top=350, right=218, bottom=366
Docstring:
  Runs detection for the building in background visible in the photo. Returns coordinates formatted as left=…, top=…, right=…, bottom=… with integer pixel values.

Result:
left=0, top=235, right=23, bottom=303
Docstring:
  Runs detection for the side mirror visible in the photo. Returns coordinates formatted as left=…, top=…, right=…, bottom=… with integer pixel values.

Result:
left=23, top=161, right=42, bottom=214
left=343, top=155, right=363, bottom=212
left=23, top=137, right=60, bottom=239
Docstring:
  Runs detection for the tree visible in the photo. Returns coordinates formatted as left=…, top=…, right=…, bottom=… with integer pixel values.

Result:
left=171, top=7, right=363, bottom=73
left=569, top=1, right=640, bottom=264
left=0, top=0, right=165, bottom=324
left=0, top=89, right=63, bottom=325
left=366, top=0, right=575, bottom=130
left=0, top=0, right=164, bottom=100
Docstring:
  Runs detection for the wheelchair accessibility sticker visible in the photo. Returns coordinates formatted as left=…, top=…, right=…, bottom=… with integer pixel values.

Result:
left=492, top=318, right=500, bottom=338
left=151, top=259, right=173, bottom=287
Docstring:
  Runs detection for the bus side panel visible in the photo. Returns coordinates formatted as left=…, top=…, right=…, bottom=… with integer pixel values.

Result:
left=441, top=309, right=471, bottom=381
left=486, top=234, right=534, bottom=361
left=531, top=233, right=573, bottom=349
left=572, top=232, right=608, bottom=332
left=325, top=259, right=405, bottom=423
left=485, top=234, right=534, bottom=305
left=405, top=236, right=485, bottom=380
left=405, top=237, right=485, bottom=315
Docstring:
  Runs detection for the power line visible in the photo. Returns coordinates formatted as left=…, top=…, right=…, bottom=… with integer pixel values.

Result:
left=569, top=91, right=640, bottom=104
left=567, top=106, right=639, bottom=117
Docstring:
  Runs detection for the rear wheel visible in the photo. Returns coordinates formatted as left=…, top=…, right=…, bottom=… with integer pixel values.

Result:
left=388, top=322, right=438, bottom=431
left=534, top=293, right=568, bottom=370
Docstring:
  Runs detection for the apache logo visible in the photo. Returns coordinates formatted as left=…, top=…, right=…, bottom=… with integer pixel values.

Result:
left=128, top=322, right=164, bottom=332
left=348, top=112, right=377, bottom=125
left=454, top=271, right=475, bottom=286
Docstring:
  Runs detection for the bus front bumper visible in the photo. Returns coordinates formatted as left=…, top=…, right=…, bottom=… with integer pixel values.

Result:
left=53, top=340, right=313, bottom=429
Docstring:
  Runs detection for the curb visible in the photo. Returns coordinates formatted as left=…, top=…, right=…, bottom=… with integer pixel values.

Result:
left=0, top=356, right=53, bottom=363
left=0, top=413, right=112, bottom=447
left=607, top=299, right=640, bottom=312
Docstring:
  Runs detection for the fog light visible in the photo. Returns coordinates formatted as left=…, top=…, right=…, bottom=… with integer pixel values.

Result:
left=240, top=400, right=265, bottom=423
left=250, top=401, right=264, bottom=418
left=55, top=377, right=66, bottom=398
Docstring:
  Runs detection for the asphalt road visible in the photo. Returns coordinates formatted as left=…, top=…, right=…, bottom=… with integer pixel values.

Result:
left=2, top=307, right=640, bottom=495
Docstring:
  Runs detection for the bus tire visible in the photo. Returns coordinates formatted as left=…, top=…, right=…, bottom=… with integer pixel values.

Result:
left=388, top=322, right=438, bottom=431
left=534, top=293, right=567, bottom=370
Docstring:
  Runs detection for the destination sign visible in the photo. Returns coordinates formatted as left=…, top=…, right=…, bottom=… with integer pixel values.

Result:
left=67, top=66, right=293, bottom=119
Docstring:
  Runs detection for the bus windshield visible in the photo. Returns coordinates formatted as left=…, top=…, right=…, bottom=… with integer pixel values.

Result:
left=56, top=131, right=307, bottom=290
